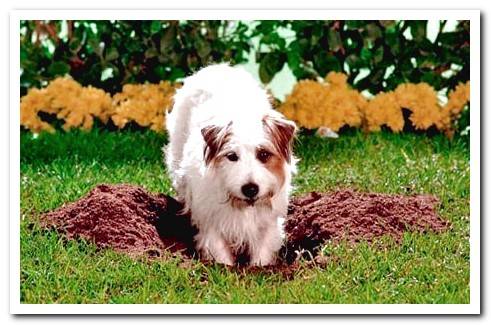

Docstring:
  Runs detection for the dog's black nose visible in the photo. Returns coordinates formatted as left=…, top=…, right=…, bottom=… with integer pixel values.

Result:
left=241, top=183, right=259, bottom=199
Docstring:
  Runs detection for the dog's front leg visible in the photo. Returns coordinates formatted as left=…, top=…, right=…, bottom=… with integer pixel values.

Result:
left=196, top=230, right=234, bottom=265
left=250, top=225, right=283, bottom=266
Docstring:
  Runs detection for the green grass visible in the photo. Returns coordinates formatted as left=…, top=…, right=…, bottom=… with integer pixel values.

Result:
left=20, top=129, right=470, bottom=304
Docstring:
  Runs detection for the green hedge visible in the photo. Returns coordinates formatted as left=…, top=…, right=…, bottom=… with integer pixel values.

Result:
left=21, top=20, right=469, bottom=97
left=20, top=20, right=251, bottom=95
left=253, top=20, right=469, bottom=95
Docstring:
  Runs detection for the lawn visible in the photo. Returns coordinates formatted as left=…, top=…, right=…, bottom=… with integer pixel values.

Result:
left=20, top=129, right=470, bottom=304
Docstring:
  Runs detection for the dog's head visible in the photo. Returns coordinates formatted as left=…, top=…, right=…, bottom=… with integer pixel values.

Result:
left=201, top=112, right=296, bottom=209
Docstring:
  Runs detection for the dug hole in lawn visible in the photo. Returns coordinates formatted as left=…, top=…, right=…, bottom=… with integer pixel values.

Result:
left=40, top=184, right=450, bottom=274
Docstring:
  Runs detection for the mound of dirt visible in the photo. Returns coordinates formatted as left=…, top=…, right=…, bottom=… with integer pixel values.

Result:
left=282, top=190, right=449, bottom=262
left=41, top=184, right=196, bottom=258
left=40, top=184, right=449, bottom=265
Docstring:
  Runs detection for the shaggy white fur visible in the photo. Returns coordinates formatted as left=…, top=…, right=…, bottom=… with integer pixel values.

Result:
left=165, top=64, right=296, bottom=266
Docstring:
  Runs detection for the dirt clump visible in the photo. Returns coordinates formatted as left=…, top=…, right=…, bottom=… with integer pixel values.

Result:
left=41, top=184, right=196, bottom=258
left=40, top=184, right=449, bottom=268
left=282, top=190, right=449, bottom=262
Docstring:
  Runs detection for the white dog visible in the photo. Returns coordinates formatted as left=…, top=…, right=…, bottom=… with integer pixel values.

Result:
left=165, top=64, right=296, bottom=266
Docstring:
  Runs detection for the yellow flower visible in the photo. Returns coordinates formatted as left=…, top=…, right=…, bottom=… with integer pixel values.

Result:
left=278, top=72, right=366, bottom=132
left=279, top=71, right=470, bottom=137
left=19, top=72, right=470, bottom=138
left=111, top=81, right=178, bottom=132
left=438, top=81, right=470, bottom=131
left=363, top=91, right=404, bottom=132
left=20, top=77, right=178, bottom=133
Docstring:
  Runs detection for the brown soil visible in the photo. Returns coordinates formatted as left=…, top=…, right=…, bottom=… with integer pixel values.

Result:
left=41, top=184, right=196, bottom=258
left=40, top=184, right=449, bottom=271
left=282, top=190, right=449, bottom=262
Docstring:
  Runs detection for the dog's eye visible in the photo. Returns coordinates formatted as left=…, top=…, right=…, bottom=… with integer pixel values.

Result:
left=257, top=149, right=272, bottom=163
left=226, top=152, right=239, bottom=162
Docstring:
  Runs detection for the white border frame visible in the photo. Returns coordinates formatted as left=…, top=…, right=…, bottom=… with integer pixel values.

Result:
left=10, top=9, right=480, bottom=314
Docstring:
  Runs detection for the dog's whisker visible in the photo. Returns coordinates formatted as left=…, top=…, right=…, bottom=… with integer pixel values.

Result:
left=219, top=194, right=232, bottom=205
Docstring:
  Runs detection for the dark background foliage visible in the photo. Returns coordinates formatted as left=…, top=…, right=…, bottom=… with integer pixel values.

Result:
left=20, top=20, right=251, bottom=95
left=21, top=20, right=470, bottom=97
left=254, top=20, right=470, bottom=95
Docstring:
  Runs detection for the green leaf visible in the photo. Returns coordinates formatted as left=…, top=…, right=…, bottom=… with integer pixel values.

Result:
left=255, top=21, right=277, bottom=35
left=366, top=23, right=383, bottom=41
left=153, top=65, right=166, bottom=79
left=150, top=21, right=162, bottom=34
left=400, top=59, right=414, bottom=79
left=314, top=52, right=341, bottom=75
left=259, top=52, right=285, bottom=84
left=385, top=31, right=401, bottom=56
left=360, top=47, right=372, bottom=64
left=369, top=68, right=385, bottom=86
left=421, top=71, right=443, bottom=89
left=145, top=47, right=159, bottom=59
left=195, top=37, right=212, bottom=59
left=346, top=54, right=361, bottom=69
left=20, top=47, right=28, bottom=61
left=68, top=36, right=82, bottom=52
left=87, top=38, right=103, bottom=56
left=327, top=29, right=342, bottom=52
left=438, top=32, right=460, bottom=46
left=373, top=46, right=384, bottom=65
left=160, top=26, right=176, bottom=54
left=168, top=68, right=186, bottom=81
left=105, top=47, right=119, bottom=61
left=287, top=49, right=301, bottom=72
left=47, top=61, right=70, bottom=76
left=379, top=20, right=396, bottom=28
left=345, top=21, right=366, bottom=29
left=260, top=32, right=286, bottom=50
left=410, top=21, right=427, bottom=42
left=324, top=54, right=342, bottom=72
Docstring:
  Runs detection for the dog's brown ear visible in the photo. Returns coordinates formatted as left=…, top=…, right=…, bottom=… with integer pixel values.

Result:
left=263, top=114, right=296, bottom=163
left=201, top=122, right=232, bottom=165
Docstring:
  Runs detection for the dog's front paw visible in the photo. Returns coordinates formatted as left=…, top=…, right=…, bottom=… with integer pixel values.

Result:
left=250, top=251, right=276, bottom=266
left=199, top=248, right=234, bottom=265
left=203, top=250, right=234, bottom=266
left=196, top=232, right=234, bottom=265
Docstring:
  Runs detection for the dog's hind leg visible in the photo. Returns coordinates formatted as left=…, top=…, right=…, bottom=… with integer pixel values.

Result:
left=165, top=89, right=211, bottom=174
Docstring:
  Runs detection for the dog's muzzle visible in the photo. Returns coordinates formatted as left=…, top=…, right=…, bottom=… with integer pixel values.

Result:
left=224, top=192, right=273, bottom=210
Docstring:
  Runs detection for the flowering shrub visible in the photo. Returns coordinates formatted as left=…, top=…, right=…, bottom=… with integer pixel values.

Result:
left=20, top=74, right=470, bottom=138
left=279, top=72, right=470, bottom=137
left=279, top=73, right=366, bottom=131
left=20, top=77, right=178, bottom=133
left=112, top=81, right=179, bottom=132
left=439, top=81, right=471, bottom=136
left=20, top=78, right=112, bottom=133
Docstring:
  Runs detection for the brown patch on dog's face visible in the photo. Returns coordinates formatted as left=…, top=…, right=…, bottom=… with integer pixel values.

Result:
left=201, top=122, right=233, bottom=165
left=262, top=114, right=296, bottom=163
left=261, top=152, right=286, bottom=189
